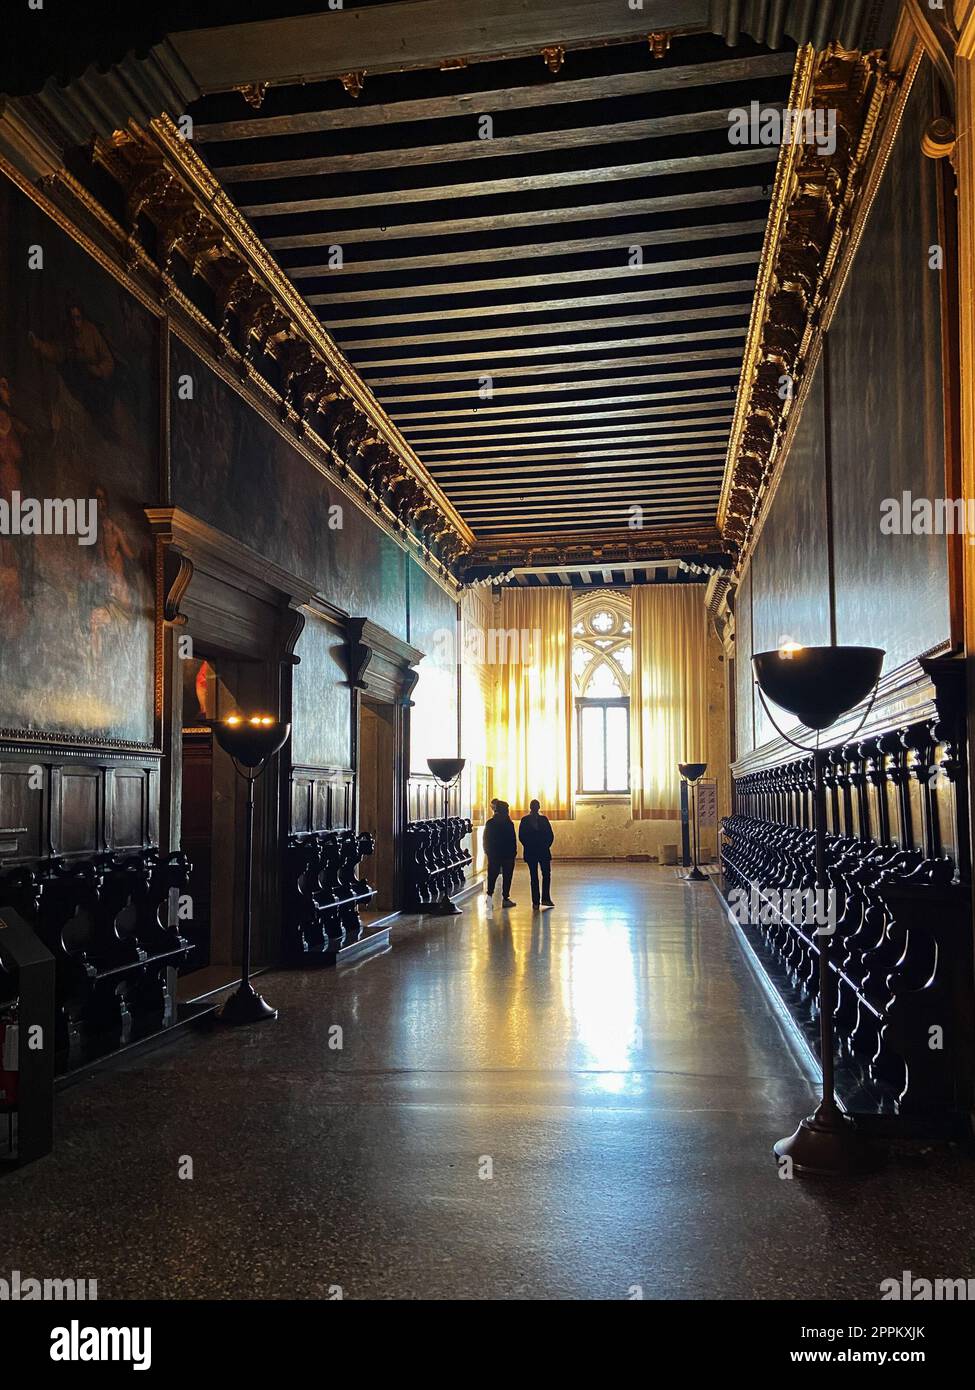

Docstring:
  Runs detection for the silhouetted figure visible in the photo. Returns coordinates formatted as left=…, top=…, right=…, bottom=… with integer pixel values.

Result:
left=483, top=800, right=517, bottom=907
left=519, top=799, right=555, bottom=909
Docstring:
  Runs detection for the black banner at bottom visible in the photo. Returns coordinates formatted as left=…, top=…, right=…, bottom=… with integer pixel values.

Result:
left=2, top=1298, right=971, bottom=1374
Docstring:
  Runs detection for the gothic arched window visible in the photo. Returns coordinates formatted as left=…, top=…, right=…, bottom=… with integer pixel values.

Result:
left=573, top=594, right=631, bottom=793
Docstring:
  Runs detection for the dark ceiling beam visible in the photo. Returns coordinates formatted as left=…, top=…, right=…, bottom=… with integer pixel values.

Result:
left=355, top=328, right=746, bottom=371
left=288, top=220, right=767, bottom=277
left=449, top=483, right=723, bottom=503
left=442, top=470, right=726, bottom=493
left=431, top=455, right=726, bottom=477
left=326, top=278, right=758, bottom=326
left=239, top=147, right=778, bottom=217
left=405, top=413, right=734, bottom=442
left=465, top=502, right=718, bottom=519
left=378, top=364, right=739, bottom=403
left=365, top=346, right=743, bottom=386
left=263, top=187, right=768, bottom=248
left=212, top=107, right=754, bottom=181
left=422, top=429, right=730, bottom=457
left=428, top=441, right=728, bottom=465
left=378, top=364, right=741, bottom=402
left=339, top=302, right=752, bottom=350
left=309, top=251, right=758, bottom=304
left=386, top=389, right=728, bottom=419
left=400, top=401, right=735, bottom=430
left=428, top=450, right=728, bottom=472
left=195, top=54, right=795, bottom=142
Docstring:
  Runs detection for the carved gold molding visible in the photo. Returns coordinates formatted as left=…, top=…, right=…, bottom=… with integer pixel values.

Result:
left=718, top=42, right=896, bottom=565
left=89, top=117, right=473, bottom=569
left=464, top=522, right=727, bottom=579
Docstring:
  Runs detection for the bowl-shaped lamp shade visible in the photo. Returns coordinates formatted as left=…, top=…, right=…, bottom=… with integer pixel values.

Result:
left=214, top=716, right=291, bottom=768
left=678, top=762, right=708, bottom=783
left=427, top=757, right=466, bottom=786
left=753, top=646, right=884, bottom=731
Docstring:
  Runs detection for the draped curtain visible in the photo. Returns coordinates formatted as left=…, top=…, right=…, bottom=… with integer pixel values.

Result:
left=489, top=587, right=573, bottom=819
left=630, top=585, right=710, bottom=819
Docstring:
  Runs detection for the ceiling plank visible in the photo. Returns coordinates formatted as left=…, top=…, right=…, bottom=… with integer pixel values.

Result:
left=412, top=414, right=734, bottom=443
left=196, top=54, right=795, bottom=141
left=390, top=386, right=737, bottom=421
left=358, top=330, right=745, bottom=375
left=240, top=146, right=779, bottom=218
left=452, top=484, right=722, bottom=503
left=263, top=187, right=768, bottom=248
left=402, top=402, right=736, bottom=430
left=214, top=108, right=759, bottom=182
left=432, top=456, right=727, bottom=477
left=172, top=0, right=711, bottom=93
left=308, top=252, right=758, bottom=304
left=339, top=302, right=751, bottom=350
left=422, top=428, right=730, bottom=456
left=288, top=219, right=766, bottom=277
left=366, top=347, right=743, bottom=386
left=326, top=278, right=758, bottom=326
left=379, top=365, right=741, bottom=402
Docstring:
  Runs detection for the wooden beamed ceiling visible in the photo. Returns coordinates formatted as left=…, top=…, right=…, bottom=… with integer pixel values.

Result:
left=191, top=32, right=797, bottom=543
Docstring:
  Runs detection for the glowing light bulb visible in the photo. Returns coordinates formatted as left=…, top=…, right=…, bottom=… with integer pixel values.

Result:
left=778, top=638, right=803, bottom=660
left=226, top=715, right=241, bottom=725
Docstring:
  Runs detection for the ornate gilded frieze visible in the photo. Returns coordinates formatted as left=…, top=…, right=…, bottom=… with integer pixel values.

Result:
left=462, top=523, right=728, bottom=583
left=718, top=43, right=896, bottom=566
left=88, top=119, right=473, bottom=581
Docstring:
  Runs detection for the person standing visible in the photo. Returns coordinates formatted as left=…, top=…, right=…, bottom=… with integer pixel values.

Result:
left=483, top=800, right=517, bottom=907
left=519, top=799, right=555, bottom=909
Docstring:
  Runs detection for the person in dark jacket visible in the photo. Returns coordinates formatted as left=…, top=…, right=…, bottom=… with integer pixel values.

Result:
left=483, top=800, right=517, bottom=906
left=519, top=799, right=555, bottom=909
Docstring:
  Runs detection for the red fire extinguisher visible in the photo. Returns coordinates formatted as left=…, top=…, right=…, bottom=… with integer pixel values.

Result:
left=0, top=1005, right=19, bottom=1107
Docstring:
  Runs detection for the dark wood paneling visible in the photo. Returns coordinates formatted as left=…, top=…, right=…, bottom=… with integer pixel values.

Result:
left=290, top=766, right=354, bottom=833
left=0, top=762, right=45, bottom=861
left=734, top=563, right=754, bottom=759
left=0, top=746, right=159, bottom=866
left=828, top=66, right=950, bottom=673
left=751, top=361, right=831, bottom=746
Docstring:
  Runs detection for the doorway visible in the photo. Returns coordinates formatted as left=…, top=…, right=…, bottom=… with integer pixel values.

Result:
left=178, top=649, right=277, bottom=988
left=358, top=696, right=397, bottom=913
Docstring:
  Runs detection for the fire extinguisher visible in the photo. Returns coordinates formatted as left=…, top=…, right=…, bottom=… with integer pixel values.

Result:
left=0, top=1002, right=19, bottom=1107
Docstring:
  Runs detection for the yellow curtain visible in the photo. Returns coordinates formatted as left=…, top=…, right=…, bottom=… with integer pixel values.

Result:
left=630, top=584, right=709, bottom=819
left=489, top=588, right=573, bottom=819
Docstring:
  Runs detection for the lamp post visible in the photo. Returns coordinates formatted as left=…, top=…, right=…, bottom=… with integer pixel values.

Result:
left=752, top=643, right=884, bottom=1176
left=213, top=714, right=291, bottom=1025
left=678, top=761, right=708, bottom=881
left=426, top=757, right=466, bottom=916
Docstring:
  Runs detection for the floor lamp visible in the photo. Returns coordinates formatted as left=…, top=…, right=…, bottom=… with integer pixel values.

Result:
left=678, top=762, right=708, bottom=880
left=213, top=714, right=291, bottom=1025
left=752, top=643, right=884, bottom=1176
left=426, top=757, right=466, bottom=916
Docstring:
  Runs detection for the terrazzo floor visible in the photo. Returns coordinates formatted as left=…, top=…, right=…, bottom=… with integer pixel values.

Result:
left=1, top=864, right=974, bottom=1300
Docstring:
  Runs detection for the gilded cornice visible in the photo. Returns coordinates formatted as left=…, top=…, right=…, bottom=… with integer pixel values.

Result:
left=718, top=42, right=896, bottom=566
left=88, top=117, right=473, bottom=572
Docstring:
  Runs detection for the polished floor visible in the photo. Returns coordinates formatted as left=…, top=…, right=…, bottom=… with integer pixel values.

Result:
left=2, top=863, right=974, bottom=1300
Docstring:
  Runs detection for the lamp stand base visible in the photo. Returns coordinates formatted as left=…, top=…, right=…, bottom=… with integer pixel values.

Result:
left=773, top=1101, right=881, bottom=1177
left=424, top=895, right=462, bottom=916
left=683, top=867, right=708, bottom=881
left=216, top=981, right=278, bottom=1026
